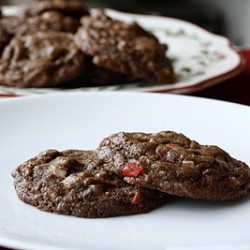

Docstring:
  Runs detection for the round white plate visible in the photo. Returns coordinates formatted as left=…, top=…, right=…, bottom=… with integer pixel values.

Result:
left=0, top=92, right=250, bottom=250
left=0, top=7, right=243, bottom=96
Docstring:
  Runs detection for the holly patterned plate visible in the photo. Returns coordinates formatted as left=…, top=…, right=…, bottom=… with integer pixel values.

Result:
left=0, top=7, right=243, bottom=96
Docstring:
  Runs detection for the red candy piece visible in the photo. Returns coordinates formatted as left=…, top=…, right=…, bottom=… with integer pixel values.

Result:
left=122, top=163, right=144, bottom=177
left=131, top=190, right=142, bottom=205
left=166, top=143, right=178, bottom=150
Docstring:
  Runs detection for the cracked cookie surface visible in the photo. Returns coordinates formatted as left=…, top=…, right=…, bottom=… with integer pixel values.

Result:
left=12, top=149, right=169, bottom=218
left=97, top=131, right=250, bottom=200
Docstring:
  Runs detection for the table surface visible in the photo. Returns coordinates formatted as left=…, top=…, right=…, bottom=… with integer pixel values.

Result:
left=0, top=49, right=249, bottom=250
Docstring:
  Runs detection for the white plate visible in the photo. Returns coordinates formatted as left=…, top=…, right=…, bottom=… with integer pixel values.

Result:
left=0, top=92, right=250, bottom=250
left=0, top=7, right=243, bottom=96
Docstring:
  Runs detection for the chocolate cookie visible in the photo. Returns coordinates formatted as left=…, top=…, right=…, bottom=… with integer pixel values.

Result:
left=97, top=131, right=250, bottom=200
left=12, top=149, right=169, bottom=218
left=0, top=31, right=84, bottom=88
left=21, top=0, right=89, bottom=18
left=75, top=10, right=175, bottom=84
left=0, top=11, right=79, bottom=35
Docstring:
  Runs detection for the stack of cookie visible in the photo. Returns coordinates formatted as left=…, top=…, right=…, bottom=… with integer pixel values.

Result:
left=12, top=130, right=250, bottom=218
left=0, top=0, right=175, bottom=88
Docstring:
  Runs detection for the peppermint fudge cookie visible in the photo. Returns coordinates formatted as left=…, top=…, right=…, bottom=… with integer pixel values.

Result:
left=75, top=10, right=175, bottom=83
left=21, top=0, right=89, bottom=18
left=0, top=11, right=79, bottom=35
left=12, top=149, right=169, bottom=218
left=97, top=131, right=250, bottom=200
left=0, top=31, right=84, bottom=87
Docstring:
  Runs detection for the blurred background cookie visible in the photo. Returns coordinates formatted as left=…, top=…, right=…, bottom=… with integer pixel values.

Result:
left=0, top=31, right=85, bottom=87
left=75, top=10, right=175, bottom=84
left=0, top=11, right=80, bottom=35
left=21, top=0, right=89, bottom=18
